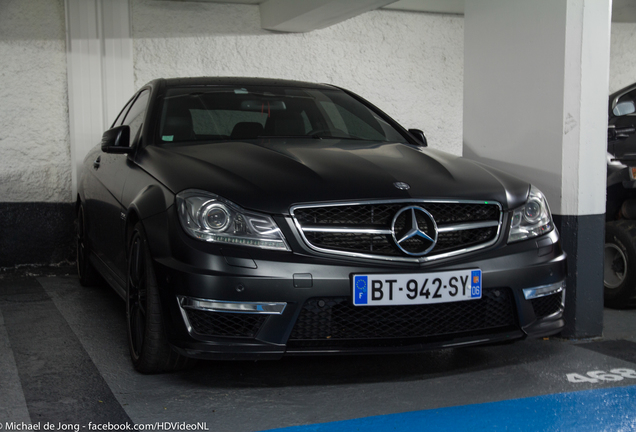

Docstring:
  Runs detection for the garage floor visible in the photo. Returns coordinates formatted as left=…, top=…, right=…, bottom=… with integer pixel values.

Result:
left=1, top=268, right=635, bottom=431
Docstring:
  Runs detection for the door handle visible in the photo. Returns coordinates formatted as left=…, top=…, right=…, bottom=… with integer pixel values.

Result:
left=93, top=156, right=101, bottom=169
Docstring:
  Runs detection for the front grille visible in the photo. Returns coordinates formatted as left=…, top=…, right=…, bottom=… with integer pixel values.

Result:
left=294, top=203, right=499, bottom=226
left=531, top=292, right=563, bottom=318
left=288, top=288, right=517, bottom=348
left=293, top=201, right=501, bottom=260
left=185, top=309, right=267, bottom=338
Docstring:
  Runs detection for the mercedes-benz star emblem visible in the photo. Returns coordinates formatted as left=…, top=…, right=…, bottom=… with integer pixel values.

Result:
left=391, top=206, right=438, bottom=256
left=393, top=182, right=410, bottom=190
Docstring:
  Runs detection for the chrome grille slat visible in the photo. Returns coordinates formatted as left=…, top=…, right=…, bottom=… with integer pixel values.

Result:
left=291, top=199, right=503, bottom=263
left=302, top=227, right=393, bottom=234
left=437, top=220, right=500, bottom=232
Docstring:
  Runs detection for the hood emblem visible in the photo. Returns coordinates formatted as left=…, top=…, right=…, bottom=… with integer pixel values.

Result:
left=391, top=206, right=438, bottom=256
left=393, top=182, right=410, bottom=190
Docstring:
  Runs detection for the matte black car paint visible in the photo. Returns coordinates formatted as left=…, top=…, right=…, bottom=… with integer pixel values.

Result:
left=78, top=77, right=567, bottom=361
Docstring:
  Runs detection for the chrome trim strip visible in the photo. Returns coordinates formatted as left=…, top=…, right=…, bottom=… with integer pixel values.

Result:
left=540, top=308, right=565, bottom=321
left=442, top=338, right=490, bottom=347
left=178, top=296, right=287, bottom=315
left=292, top=198, right=501, bottom=208
left=523, top=282, right=565, bottom=300
left=301, top=221, right=498, bottom=235
left=178, top=301, right=193, bottom=333
left=290, top=199, right=503, bottom=263
left=437, top=220, right=500, bottom=232
left=301, top=226, right=392, bottom=234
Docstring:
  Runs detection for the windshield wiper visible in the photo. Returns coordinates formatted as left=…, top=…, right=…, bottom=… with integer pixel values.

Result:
left=256, top=135, right=322, bottom=139
left=328, top=136, right=367, bottom=141
left=251, top=134, right=368, bottom=141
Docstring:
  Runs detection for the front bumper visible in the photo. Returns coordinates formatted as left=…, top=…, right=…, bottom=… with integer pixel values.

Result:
left=144, top=208, right=567, bottom=360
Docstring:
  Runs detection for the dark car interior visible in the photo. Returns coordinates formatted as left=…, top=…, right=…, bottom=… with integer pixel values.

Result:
left=158, top=87, right=405, bottom=144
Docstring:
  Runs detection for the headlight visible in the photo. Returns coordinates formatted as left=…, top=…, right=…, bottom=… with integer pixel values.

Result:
left=176, top=190, right=290, bottom=251
left=508, top=185, right=554, bottom=243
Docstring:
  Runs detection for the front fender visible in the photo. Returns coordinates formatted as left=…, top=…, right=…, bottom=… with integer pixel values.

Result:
left=124, top=183, right=174, bottom=257
left=127, top=184, right=173, bottom=222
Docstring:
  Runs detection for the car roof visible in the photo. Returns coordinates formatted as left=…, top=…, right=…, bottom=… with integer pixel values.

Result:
left=161, top=76, right=337, bottom=90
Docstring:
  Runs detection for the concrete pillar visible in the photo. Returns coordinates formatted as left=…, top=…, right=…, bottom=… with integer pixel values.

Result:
left=463, top=0, right=611, bottom=337
left=65, top=0, right=134, bottom=199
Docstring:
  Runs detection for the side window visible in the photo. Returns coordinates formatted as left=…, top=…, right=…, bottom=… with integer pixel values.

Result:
left=122, top=90, right=150, bottom=145
left=614, top=89, right=636, bottom=117
left=626, top=89, right=636, bottom=114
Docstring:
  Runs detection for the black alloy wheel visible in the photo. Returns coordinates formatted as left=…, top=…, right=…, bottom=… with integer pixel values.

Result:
left=126, top=222, right=194, bottom=373
left=604, top=220, right=636, bottom=309
left=76, top=204, right=98, bottom=286
left=127, top=230, right=147, bottom=363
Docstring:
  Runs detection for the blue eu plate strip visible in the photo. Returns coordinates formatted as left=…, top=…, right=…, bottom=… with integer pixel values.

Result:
left=264, top=385, right=636, bottom=432
left=353, top=275, right=368, bottom=305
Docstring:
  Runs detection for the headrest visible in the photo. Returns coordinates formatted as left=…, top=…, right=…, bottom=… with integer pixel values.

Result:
left=231, top=122, right=264, bottom=139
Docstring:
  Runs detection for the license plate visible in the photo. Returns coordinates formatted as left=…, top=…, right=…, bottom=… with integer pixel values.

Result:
left=352, top=269, right=482, bottom=306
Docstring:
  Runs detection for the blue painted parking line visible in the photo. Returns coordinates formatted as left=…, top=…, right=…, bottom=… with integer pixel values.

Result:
left=265, top=385, right=636, bottom=432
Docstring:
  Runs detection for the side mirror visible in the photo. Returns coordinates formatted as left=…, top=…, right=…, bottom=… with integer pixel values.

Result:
left=408, top=129, right=427, bottom=146
left=101, top=125, right=133, bottom=154
left=613, top=95, right=636, bottom=117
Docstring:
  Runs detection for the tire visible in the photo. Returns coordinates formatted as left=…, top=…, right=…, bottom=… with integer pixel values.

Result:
left=76, top=204, right=99, bottom=287
left=126, top=222, right=194, bottom=373
left=604, top=220, right=636, bottom=309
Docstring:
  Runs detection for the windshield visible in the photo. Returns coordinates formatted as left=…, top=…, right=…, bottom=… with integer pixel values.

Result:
left=157, top=86, right=408, bottom=144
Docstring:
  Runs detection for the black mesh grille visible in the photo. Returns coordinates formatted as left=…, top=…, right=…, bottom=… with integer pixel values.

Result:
left=185, top=309, right=267, bottom=338
left=295, top=204, right=402, bottom=226
left=305, top=232, right=397, bottom=255
left=294, top=202, right=500, bottom=258
left=288, top=288, right=517, bottom=348
left=294, top=203, right=499, bottom=226
left=530, top=292, right=563, bottom=318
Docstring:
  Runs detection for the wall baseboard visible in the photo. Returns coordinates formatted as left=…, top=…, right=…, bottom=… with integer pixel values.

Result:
left=0, top=202, right=75, bottom=268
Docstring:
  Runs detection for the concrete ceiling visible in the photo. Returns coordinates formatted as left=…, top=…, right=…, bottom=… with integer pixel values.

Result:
left=179, top=0, right=636, bottom=26
left=383, top=0, right=464, bottom=15
left=259, top=0, right=397, bottom=32
left=385, top=0, right=636, bottom=22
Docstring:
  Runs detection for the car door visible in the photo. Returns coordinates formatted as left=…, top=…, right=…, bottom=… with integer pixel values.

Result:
left=84, top=90, right=150, bottom=286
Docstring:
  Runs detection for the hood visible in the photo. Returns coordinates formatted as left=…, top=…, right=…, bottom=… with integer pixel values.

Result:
left=138, top=140, right=530, bottom=214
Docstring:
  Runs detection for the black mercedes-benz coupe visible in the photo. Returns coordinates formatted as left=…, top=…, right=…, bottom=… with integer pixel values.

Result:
left=77, top=77, right=566, bottom=373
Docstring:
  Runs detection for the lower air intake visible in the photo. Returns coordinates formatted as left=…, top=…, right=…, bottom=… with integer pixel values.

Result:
left=288, top=288, right=517, bottom=348
left=185, top=309, right=267, bottom=338
left=530, top=291, right=564, bottom=319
